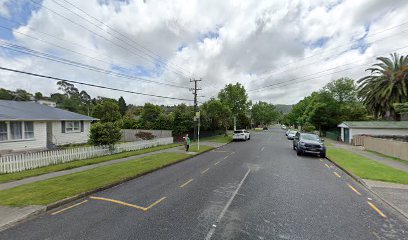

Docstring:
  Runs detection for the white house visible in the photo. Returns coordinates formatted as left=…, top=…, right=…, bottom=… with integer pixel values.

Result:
left=0, top=100, right=97, bottom=153
left=337, top=121, right=408, bottom=144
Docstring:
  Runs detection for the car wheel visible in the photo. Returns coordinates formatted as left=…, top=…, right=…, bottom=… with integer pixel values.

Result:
left=244, top=136, right=247, bottom=141
left=293, top=144, right=296, bottom=150
left=320, top=150, right=326, bottom=158
left=296, top=149, right=302, bottom=156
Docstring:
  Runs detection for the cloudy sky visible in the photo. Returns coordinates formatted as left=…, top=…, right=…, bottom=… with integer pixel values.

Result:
left=0, top=0, right=407, bottom=106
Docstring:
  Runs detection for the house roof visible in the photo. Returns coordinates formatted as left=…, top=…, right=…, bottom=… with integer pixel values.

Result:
left=0, top=100, right=97, bottom=121
left=338, top=121, right=408, bottom=129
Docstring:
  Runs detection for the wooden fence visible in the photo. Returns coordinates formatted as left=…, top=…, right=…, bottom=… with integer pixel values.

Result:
left=0, top=137, right=173, bottom=173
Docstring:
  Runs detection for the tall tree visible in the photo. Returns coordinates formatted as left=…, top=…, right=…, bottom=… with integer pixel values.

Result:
left=92, top=100, right=122, bottom=123
left=324, top=77, right=357, bottom=103
left=251, top=101, right=279, bottom=126
left=140, top=103, right=163, bottom=129
left=173, top=104, right=194, bottom=134
left=0, top=88, right=13, bottom=100
left=358, top=53, right=408, bottom=120
left=34, top=92, right=43, bottom=100
left=218, top=83, right=250, bottom=116
left=118, top=96, right=127, bottom=116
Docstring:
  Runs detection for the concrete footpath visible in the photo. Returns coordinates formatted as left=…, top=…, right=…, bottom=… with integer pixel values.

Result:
left=0, top=141, right=226, bottom=231
left=327, top=139, right=408, bottom=219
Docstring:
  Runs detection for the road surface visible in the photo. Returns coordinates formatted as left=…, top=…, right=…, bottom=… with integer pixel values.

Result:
left=1, top=128, right=408, bottom=239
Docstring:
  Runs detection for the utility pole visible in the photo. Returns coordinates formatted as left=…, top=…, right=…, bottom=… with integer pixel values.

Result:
left=190, top=78, right=202, bottom=140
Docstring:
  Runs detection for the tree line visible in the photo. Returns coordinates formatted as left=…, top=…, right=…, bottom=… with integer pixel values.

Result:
left=281, top=53, right=408, bottom=135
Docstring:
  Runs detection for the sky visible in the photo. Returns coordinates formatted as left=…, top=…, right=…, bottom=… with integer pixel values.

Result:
left=0, top=0, right=407, bottom=106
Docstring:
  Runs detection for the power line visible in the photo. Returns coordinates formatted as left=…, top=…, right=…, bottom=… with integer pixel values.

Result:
left=248, top=44, right=408, bottom=92
left=0, top=66, right=194, bottom=102
left=56, top=0, right=193, bottom=78
left=29, top=0, right=190, bottom=81
left=0, top=41, right=189, bottom=89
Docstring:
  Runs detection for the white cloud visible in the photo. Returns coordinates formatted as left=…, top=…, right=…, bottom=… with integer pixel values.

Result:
left=1, top=0, right=408, bottom=106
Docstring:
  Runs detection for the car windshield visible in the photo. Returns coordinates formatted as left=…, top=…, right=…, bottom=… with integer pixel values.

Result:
left=290, top=131, right=297, bottom=134
left=301, top=134, right=320, bottom=141
left=234, top=130, right=243, bottom=133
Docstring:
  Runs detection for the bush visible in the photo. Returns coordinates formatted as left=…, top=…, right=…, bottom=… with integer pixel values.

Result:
left=89, top=122, right=122, bottom=146
left=135, top=131, right=155, bottom=140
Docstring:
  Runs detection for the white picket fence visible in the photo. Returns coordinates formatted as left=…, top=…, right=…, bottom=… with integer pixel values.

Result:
left=0, top=137, right=173, bottom=173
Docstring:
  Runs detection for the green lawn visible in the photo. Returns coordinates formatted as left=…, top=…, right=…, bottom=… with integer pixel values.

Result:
left=179, top=144, right=214, bottom=153
left=327, top=147, right=408, bottom=184
left=202, top=135, right=233, bottom=143
left=0, top=152, right=190, bottom=206
left=0, top=143, right=181, bottom=184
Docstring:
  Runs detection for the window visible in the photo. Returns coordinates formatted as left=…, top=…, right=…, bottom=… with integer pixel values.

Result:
left=24, top=122, right=34, bottom=139
left=66, top=121, right=80, bottom=133
left=10, top=122, right=22, bottom=140
left=0, top=122, right=7, bottom=141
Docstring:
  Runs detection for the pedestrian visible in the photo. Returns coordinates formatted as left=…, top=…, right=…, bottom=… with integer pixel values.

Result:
left=184, top=134, right=190, bottom=152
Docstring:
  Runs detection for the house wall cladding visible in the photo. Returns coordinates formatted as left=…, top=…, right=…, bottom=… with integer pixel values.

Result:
left=348, top=128, right=408, bottom=143
left=121, top=129, right=173, bottom=142
left=51, top=121, right=91, bottom=145
left=0, top=122, right=47, bottom=152
left=0, top=137, right=173, bottom=173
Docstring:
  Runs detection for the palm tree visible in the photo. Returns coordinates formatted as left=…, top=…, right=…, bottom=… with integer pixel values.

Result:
left=358, top=53, right=408, bottom=120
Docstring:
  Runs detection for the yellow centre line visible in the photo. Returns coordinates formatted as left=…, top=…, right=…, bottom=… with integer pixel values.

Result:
left=367, top=201, right=387, bottom=218
left=179, top=178, right=194, bottom=188
left=201, top=168, right=210, bottom=174
left=146, top=197, right=167, bottom=209
left=51, top=200, right=88, bottom=215
left=325, top=163, right=331, bottom=169
left=319, top=159, right=323, bottom=162
left=333, top=172, right=341, bottom=178
left=347, top=183, right=362, bottom=196
left=214, top=161, right=221, bottom=165
left=223, top=156, right=229, bottom=160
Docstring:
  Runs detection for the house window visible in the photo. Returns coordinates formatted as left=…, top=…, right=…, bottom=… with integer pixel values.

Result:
left=66, top=121, right=80, bottom=133
left=0, top=122, right=7, bottom=141
left=10, top=122, right=22, bottom=140
left=24, top=122, right=34, bottom=139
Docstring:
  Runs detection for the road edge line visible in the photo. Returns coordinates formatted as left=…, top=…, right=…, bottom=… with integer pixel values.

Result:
left=325, top=156, right=408, bottom=220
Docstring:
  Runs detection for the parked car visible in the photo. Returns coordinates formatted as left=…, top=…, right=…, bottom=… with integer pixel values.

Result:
left=233, top=129, right=251, bottom=141
left=293, top=132, right=326, bottom=157
left=281, top=125, right=287, bottom=130
left=287, top=130, right=298, bottom=140
left=285, top=129, right=290, bottom=136
left=263, top=127, right=268, bottom=130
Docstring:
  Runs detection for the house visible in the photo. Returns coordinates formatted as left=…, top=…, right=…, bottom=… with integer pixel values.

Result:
left=337, top=121, right=408, bottom=144
left=0, top=100, right=97, bottom=153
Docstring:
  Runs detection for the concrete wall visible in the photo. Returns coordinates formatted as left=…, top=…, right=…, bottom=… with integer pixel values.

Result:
left=350, top=128, right=408, bottom=144
left=51, top=121, right=91, bottom=145
left=363, top=136, right=408, bottom=161
left=121, top=129, right=172, bottom=142
left=0, top=121, right=47, bottom=152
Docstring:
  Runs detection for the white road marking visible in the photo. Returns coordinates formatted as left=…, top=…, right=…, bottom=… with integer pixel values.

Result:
left=205, top=168, right=251, bottom=240
left=261, top=147, right=265, bottom=152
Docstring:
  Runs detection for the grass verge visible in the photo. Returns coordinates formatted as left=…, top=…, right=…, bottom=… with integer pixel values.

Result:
left=206, top=135, right=233, bottom=143
left=0, top=143, right=181, bottom=184
left=0, top=152, right=190, bottom=206
left=327, top=147, right=408, bottom=184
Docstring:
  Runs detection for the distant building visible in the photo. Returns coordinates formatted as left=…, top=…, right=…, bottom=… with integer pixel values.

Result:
left=337, top=121, right=408, bottom=144
left=0, top=100, right=97, bottom=153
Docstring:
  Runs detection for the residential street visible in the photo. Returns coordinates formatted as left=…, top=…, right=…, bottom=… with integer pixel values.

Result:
left=1, top=128, right=408, bottom=240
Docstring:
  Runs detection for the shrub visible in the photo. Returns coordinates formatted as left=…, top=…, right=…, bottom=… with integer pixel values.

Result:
left=89, top=122, right=122, bottom=146
left=135, top=131, right=155, bottom=140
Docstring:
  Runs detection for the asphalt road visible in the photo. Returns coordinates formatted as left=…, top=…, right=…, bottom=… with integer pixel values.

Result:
left=1, top=128, right=408, bottom=240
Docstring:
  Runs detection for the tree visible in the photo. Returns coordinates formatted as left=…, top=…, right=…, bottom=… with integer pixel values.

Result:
left=394, top=102, right=408, bottom=114
left=34, top=92, right=43, bottom=100
left=0, top=88, right=13, bottom=100
left=57, top=81, right=79, bottom=98
left=89, top=122, right=122, bottom=146
left=358, top=53, right=408, bottom=120
left=324, top=78, right=357, bottom=103
left=92, top=100, right=122, bottom=122
left=201, top=99, right=231, bottom=134
left=251, top=101, right=279, bottom=127
left=173, top=104, right=193, bottom=134
left=14, top=89, right=32, bottom=101
left=218, top=83, right=250, bottom=116
left=140, top=103, right=163, bottom=129
left=118, top=96, right=127, bottom=116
